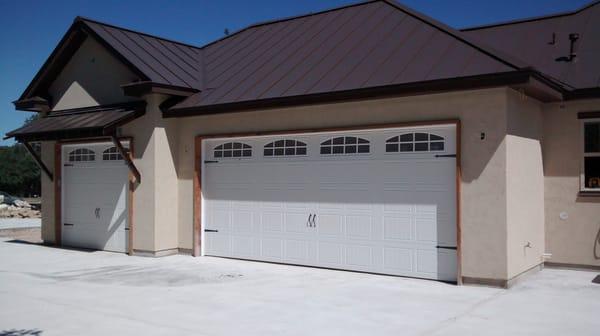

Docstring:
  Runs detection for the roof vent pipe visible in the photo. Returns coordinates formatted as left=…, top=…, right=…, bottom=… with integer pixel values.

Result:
left=555, top=33, right=579, bottom=62
left=568, top=33, right=579, bottom=61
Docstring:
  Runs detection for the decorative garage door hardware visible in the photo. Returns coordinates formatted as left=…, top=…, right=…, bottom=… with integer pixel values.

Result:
left=63, top=223, right=74, bottom=226
left=435, top=154, right=456, bottom=158
left=307, top=214, right=317, bottom=228
left=204, top=160, right=219, bottom=164
left=94, top=208, right=101, bottom=219
left=436, top=246, right=457, bottom=250
left=204, top=229, right=219, bottom=232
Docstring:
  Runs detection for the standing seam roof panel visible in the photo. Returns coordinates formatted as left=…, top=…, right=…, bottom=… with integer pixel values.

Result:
left=142, top=36, right=199, bottom=83
left=116, top=29, right=189, bottom=86
left=213, top=15, right=321, bottom=103
left=306, top=3, right=397, bottom=94
left=257, top=5, right=366, bottom=99
left=236, top=10, right=346, bottom=101
left=87, top=22, right=169, bottom=83
left=124, top=31, right=196, bottom=87
left=282, top=2, right=385, bottom=96
left=202, top=19, right=306, bottom=104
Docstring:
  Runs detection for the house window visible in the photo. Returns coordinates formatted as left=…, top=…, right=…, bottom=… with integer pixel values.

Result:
left=582, top=120, right=600, bottom=190
left=386, top=133, right=445, bottom=153
left=102, top=147, right=124, bottom=161
left=68, top=148, right=95, bottom=162
left=214, top=142, right=252, bottom=158
left=320, top=136, right=370, bottom=155
left=264, top=139, right=307, bottom=156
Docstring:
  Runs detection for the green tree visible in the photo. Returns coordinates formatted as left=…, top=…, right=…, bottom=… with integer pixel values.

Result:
left=0, top=114, right=41, bottom=197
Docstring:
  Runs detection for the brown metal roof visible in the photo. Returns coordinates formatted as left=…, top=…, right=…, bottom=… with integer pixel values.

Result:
left=16, top=0, right=600, bottom=117
left=5, top=102, right=145, bottom=142
left=462, top=1, right=600, bottom=90
left=80, top=17, right=203, bottom=89
left=169, top=0, right=527, bottom=113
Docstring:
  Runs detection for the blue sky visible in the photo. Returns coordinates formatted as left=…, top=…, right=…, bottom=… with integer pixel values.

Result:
left=0, top=0, right=590, bottom=145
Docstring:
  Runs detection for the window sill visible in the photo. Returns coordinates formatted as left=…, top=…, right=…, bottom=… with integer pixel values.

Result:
left=578, top=191, right=600, bottom=197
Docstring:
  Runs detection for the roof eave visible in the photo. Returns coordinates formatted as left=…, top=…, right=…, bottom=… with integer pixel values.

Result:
left=121, top=81, right=200, bottom=98
left=16, top=19, right=150, bottom=105
left=164, top=70, right=562, bottom=118
left=12, top=96, right=50, bottom=112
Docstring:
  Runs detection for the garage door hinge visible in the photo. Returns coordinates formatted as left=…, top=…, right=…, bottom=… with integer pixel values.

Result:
left=204, top=229, right=219, bottom=232
left=436, top=245, right=457, bottom=250
left=204, top=160, right=219, bottom=164
left=64, top=163, right=74, bottom=167
left=435, top=154, right=456, bottom=158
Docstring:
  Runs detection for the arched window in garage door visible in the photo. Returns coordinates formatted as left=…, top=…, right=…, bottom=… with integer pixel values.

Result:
left=385, top=133, right=445, bottom=153
left=320, top=136, right=370, bottom=155
left=102, top=147, right=124, bottom=161
left=68, top=148, right=95, bottom=162
left=264, top=139, right=307, bottom=156
left=214, top=142, right=252, bottom=158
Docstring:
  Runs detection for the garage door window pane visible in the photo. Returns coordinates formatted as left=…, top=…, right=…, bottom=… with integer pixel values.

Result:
left=102, top=147, right=124, bottom=161
left=386, top=133, right=445, bottom=153
left=264, top=139, right=307, bottom=156
left=321, top=137, right=370, bottom=155
left=215, top=142, right=252, bottom=158
left=68, top=148, right=95, bottom=162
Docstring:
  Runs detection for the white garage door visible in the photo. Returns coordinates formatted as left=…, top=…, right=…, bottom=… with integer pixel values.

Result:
left=202, top=125, right=457, bottom=281
left=62, top=142, right=129, bottom=253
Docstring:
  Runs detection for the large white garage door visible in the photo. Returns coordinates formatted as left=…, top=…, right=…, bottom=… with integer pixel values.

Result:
left=62, top=142, right=129, bottom=253
left=203, top=125, right=457, bottom=281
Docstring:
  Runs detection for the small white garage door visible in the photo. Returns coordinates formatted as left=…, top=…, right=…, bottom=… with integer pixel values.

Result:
left=202, top=125, right=457, bottom=281
left=62, top=142, right=129, bottom=253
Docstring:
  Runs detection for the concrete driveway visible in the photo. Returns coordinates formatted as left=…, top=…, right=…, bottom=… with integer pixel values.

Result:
left=0, top=238, right=598, bottom=336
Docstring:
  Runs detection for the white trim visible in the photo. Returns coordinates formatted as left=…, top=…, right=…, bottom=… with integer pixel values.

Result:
left=580, top=118, right=600, bottom=191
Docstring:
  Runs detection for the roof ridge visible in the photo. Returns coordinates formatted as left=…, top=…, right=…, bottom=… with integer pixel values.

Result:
left=461, top=0, right=600, bottom=31
left=197, top=0, right=376, bottom=50
left=74, top=16, right=203, bottom=50
left=382, top=0, right=526, bottom=70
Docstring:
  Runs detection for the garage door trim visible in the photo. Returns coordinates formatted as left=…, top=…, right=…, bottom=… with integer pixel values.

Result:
left=193, top=119, right=462, bottom=282
left=55, top=137, right=135, bottom=254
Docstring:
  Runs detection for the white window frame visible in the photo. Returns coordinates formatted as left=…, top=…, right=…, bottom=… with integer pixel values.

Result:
left=580, top=118, right=600, bottom=192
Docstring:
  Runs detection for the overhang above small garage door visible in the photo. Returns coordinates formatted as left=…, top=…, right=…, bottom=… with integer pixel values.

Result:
left=198, top=122, right=460, bottom=282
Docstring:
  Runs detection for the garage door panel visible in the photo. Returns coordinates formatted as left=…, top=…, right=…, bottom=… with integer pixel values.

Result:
left=347, top=245, right=373, bottom=267
left=317, top=214, right=343, bottom=236
left=261, top=238, right=284, bottom=259
left=346, top=215, right=373, bottom=239
left=284, top=239, right=310, bottom=261
left=317, top=242, right=343, bottom=265
left=231, top=236, right=254, bottom=256
left=203, top=125, right=457, bottom=281
left=231, top=211, right=253, bottom=233
left=383, top=216, right=413, bottom=240
left=261, top=212, right=284, bottom=232
left=383, top=247, right=414, bottom=272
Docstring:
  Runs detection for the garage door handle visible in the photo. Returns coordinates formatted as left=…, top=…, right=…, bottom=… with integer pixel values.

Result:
left=204, top=229, right=219, bottom=232
left=436, top=245, right=457, bottom=250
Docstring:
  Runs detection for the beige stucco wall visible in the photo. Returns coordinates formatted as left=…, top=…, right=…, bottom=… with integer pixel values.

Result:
left=174, top=88, right=514, bottom=280
left=121, top=94, right=180, bottom=254
left=543, top=98, right=600, bottom=267
left=47, top=37, right=139, bottom=111
left=506, top=90, right=545, bottom=278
